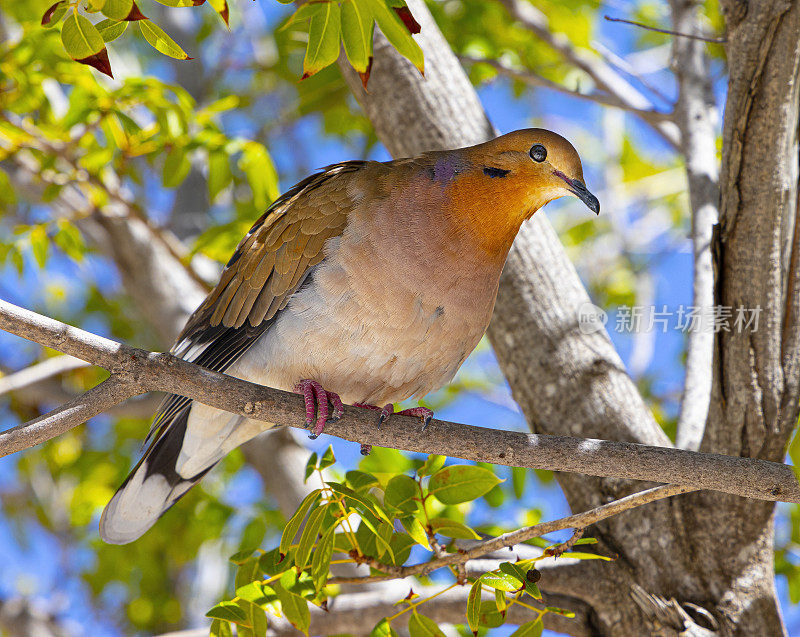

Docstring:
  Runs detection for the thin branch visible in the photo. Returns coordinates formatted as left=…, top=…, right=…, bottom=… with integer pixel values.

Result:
left=604, top=15, right=727, bottom=44
left=0, top=375, right=138, bottom=452
left=0, top=355, right=88, bottom=396
left=498, top=0, right=681, bottom=149
left=154, top=582, right=591, bottom=637
left=328, top=484, right=693, bottom=584
left=0, top=299, right=799, bottom=503
left=670, top=0, right=721, bottom=451
left=457, top=55, right=674, bottom=127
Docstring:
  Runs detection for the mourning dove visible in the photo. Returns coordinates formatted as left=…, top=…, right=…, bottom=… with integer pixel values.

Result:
left=100, top=128, right=599, bottom=543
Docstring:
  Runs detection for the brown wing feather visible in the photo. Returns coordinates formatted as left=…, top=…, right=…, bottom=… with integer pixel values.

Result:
left=178, top=160, right=372, bottom=340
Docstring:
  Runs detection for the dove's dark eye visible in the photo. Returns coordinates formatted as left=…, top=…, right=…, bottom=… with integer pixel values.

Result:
left=529, top=144, right=547, bottom=162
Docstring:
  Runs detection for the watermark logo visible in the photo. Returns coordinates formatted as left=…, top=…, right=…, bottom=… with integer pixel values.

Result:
left=577, top=304, right=762, bottom=334
left=578, top=302, right=609, bottom=334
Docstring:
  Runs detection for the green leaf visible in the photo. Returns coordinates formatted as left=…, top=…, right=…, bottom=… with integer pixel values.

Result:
left=558, top=551, right=613, bottom=561
left=364, top=0, right=423, bottom=73
left=545, top=606, right=576, bottom=618
left=209, top=618, right=234, bottom=637
left=311, top=526, right=335, bottom=592
left=163, top=146, right=191, bottom=188
left=53, top=221, right=84, bottom=262
left=498, top=562, right=540, bottom=599
left=29, top=225, right=49, bottom=268
left=400, top=516, right=430, bottom=550
left=417, top=455, right=445, bottom=478
left=206, top=601, right=248, bottom=626
left=408, top=612, right=446, bottom=637
left=429, top=517, right=480, bottom=540
left=236, top=582, right=269, bottom=606
left=494, top=589, right=507, bottom=612
left=466, top=578, right=482, bottom=632
left=207, top=0, right=229, bottom=26
left=237, top=599, right=268, bottom=636
left=510, top=619, right=544, bottom=636
left=42, top=1, right=68, bottom=27
left=139, top=19, right=192, bottom=59
left=304, top=453, right=318, bottom=482
left=358, top=515, right=394, bottom=560
left=295, top=504, right=328, bottom=571
left=61, top=12, right=105, bottom=58
left=101, top=0, right=134, bottom=21
left=207, top=149, right=232, bottom=202
left=234, top=556, right=260, bottom=592
left=0, top=169, right=16, bottom=205
left=573, top=537, right=599, bottom=546
left=512, top=466, right=527, bottom=498
left=480, top=571, right=522, bottom=592
left=387, top=532, right=416, bottom=566
left=346, top=470, right=380, bottom=492
left=319, top=445, right=336, bottom=470
left=478, top=600, right=505, bottom=628
left=274, top=582, right=310, bottom=635
left=230, top=552, right=256, bottom=572
left=95, top=19, right=128, bottom=42
left=384, top=475, right=419, bottom=516
left=302, top=1, right=342, bottom=78
left=328, top=482, right=392, bottom=525
left=341, top=0, right=373, bottom=73
left=280, top=489, right=322, bottom=554
left=370, top=617, right=399, bottom=637
left=155, top=0, right=205, bottom=6
left=259, top=547, right=294, bottom=576
left=239, top=142, right=278, bottom=210
left=428, top=465, right=501, bottom=505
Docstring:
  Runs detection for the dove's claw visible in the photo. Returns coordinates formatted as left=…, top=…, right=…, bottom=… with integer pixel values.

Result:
left=294, top=379, right=342, bottom=438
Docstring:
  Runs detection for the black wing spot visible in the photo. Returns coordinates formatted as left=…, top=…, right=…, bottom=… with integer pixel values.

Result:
left=483, top=167, right=510, bottom=178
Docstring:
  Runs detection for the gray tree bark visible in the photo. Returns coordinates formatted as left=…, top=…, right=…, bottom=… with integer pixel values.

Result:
left=341, top=0, right=800, bottom=634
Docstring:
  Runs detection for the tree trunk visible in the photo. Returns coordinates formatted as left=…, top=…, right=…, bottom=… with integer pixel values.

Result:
left=341, top=0, right=800, bottom=633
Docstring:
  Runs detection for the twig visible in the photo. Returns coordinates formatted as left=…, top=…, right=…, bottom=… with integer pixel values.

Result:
left=670, top=0, right=721, bottom=451
left=0, top=355, right=88, bottom=396
left=0, top=299, right=799, bottom=503
left=457, top=55, right=674, bottom=127
left=543, top=528, right=585, bottom=559
left=604, top=15, right=727, bottom=44
left=328, top=484, right=693, bottom=584
left=498, top=0, right=681, bottom=149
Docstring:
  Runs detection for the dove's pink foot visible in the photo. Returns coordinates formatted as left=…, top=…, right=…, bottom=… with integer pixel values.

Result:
left=353, top=403, right=435, bottom=455
left=294, top=379, right=344, bottom=439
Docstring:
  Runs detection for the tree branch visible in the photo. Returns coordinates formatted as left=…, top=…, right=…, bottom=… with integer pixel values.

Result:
left=457, top=54, right=674, bottom=128
left=669, top=0, right=721, bottom=451
left=0, top=355, right=88, bottom=396
left=604, top=15, right=727, bottom=44
left=328, top=484, right=693, bottom=584
left=1, top=299, right=798, bottom=504
left=498, top=0, right=681, bottom=148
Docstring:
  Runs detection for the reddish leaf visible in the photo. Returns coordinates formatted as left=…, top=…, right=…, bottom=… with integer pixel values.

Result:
left=41, top=1, right=65, bottom=26
left=208, top=0, right=229, bottom=26
left=77, top=49, right=114, bottom=78
left=193, top=0, right=205, bottom=4
left=125, top=1, right=147, bottom=20
left=358, top=56, right=374, bottom=90
left=392, top=6, right=420, bottom=34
